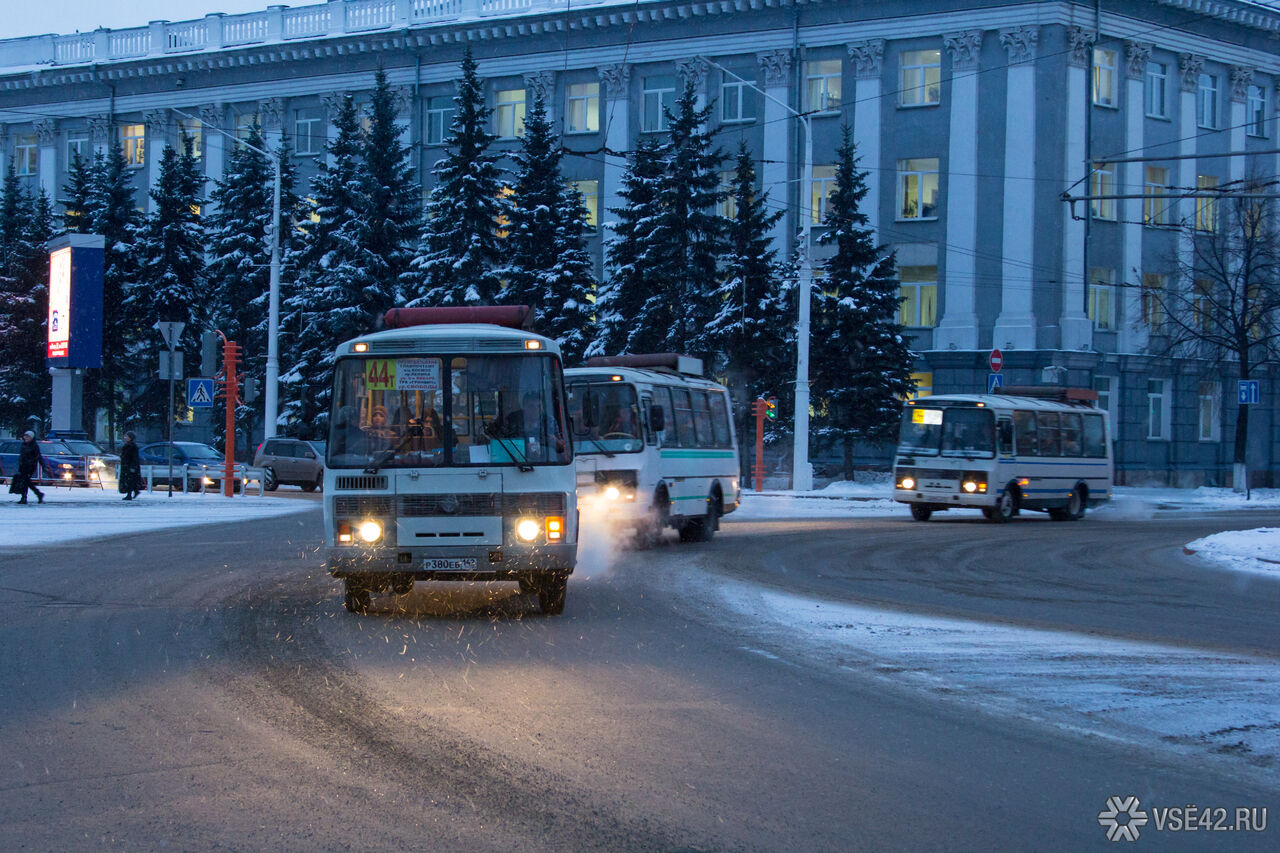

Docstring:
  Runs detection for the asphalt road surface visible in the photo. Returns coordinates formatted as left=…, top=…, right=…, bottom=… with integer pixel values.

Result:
left=0, top=506, right=1275, bottom=851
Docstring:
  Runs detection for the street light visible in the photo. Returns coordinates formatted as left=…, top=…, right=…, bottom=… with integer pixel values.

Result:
left=170, top=107, right=283, bottom=440
left=697, top=57, right=814, bottom=490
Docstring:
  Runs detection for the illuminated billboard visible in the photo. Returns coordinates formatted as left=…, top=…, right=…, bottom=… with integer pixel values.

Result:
left=46, top=233, right=104, bottom=370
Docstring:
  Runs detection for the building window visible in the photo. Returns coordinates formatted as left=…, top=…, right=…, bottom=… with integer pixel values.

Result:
left=908, top=371, right=933, bottom=400
left=425, top=96, right=453, bottom=146
left=897, top=158, right=939, bottom=220
left=1247, top=84, right=1266, bottom=137
left=1144, top=61, right=1167, bottom=118
left=1197, top=73, right=1218, bottom=129
left=494, top=89, right=526, bottom=138
left=642, top=75, right=677, bottom=132
left=810, top=164, right=837, bottom=223
left=235, top=113, right=256, bottom=145
left=1198, top=381, right=1221, bottom=441
left=1092, top=47, right=1117, bottom=107
left=1090, top=162, right=1116, bottom=220
left=717, top=171, right=738, bottom=219
left=295, top=111, right=323, bottom=155
left=1196, top=175, right=1219, bottom=232
left=177, top=118, right=202, bottom=159
left=1143, top=166, right=1171, bottom=226
left=721, top=79, right=757, bottom=123
left=1193, top=278, right=1214, bottom=331
left=1141, top=273, right=1167, bottom=329
left=120, top=124, right=145, bottom=167
left=1146, top=378, right=1169, bottom=440
left=566, top=83, right=600, bottom=133
left=14, top=133, right=37, bottom=176
left=67, top=133, right=90, bottom=163
left=900, top=49, right=940, bottom=107
left=804, top=60, right=842, bottom=113
left=1092, top=375, right=1114, bottom=420
left=898, top=265, right=938, bottom=328
left=1088, top=267, right=1115, bottom=330
left=571, top=179, right=598, bottom=228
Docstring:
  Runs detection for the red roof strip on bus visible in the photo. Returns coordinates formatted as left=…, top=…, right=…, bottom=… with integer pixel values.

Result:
left=381, top=305, right=534, bottom=331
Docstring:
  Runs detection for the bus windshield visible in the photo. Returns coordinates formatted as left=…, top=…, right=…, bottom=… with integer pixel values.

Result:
left=568, top=381, right=644, bottom=454
left=899, top=406, right=995, bottom=458
left=327, top=354, right=570, bottom=469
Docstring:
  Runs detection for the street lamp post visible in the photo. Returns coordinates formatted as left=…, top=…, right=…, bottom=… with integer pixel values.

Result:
left=699, top=57, right=814, bottom=490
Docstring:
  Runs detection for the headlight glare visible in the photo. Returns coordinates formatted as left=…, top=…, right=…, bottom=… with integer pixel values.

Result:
left=516, top=519, right=540, bottom=542
left=357, top=520, right=382, bottom=543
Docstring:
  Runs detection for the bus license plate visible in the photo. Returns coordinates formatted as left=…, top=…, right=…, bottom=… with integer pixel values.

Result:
left=423, top=557, right=477, bottom=571
left=922, top=480, right=955, bottom=491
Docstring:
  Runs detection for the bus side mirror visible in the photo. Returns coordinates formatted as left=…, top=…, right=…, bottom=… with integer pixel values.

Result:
left=650, top=405, right=665, bottom=433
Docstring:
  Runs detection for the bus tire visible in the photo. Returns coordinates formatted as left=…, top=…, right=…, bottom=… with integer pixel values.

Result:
left=637, top=489, right=670, bottom=549
left=989, top=487, right=1017, bottom=523
left=910, top=504, right=932, bottom=521
left=679, top=495, right=719, bottom=543
left=1068, top=484, right=1087, bottom=520
left=391, top=575, right=414, bottom=596
left=343, top=580, right=371, bottom=614
left=537, top=574, right=567, bottom=615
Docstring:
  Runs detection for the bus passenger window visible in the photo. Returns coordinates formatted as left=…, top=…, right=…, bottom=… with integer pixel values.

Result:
left=710, top=392, right=731, bottom=448
left=1013, top=411, right=1038, bottom=456
left=1060, top=412, right=1083, bottom=457
left=1082, top=414, right=1107, bottom=457
left=1037, top=412, right=1061, bottom=456
left=671, top=389, right=696, bottom=448
left=692, top=391, right=715, bottom=448
left=998, top=420, right=1014, bottom=455
left=652, top=387, right=673, bottom=446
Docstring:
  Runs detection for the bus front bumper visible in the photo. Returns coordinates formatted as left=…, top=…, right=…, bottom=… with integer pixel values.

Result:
left=894, top=487, right=996, bottom=509
left=328, top=542, right=576, bottom=580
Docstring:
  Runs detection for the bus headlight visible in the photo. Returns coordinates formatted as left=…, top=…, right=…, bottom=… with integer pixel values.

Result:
left=516, top=518, right=541, bottom=542
left=962, top=473, right=988, bottom=494
left=602, top=485, right=621, bottom=501
left=357, top=520, right=383, bottom=543
left=896, top=470, right=916, bottom=490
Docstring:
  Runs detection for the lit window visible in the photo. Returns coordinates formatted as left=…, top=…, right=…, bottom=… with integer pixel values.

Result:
left=805, top=60, right=842, bottom=113
left=120, top=124, right=145, bottom=167
left=566, top=83, right=600, bottom=133
left=900, top=49, right=941, bottom=107
left=642, top=75, right=677, bottom=132
left=1088, top=267, right=1114, bottom=330
left=1143, top=166, right=1171, bottom=226
left=721, top=78, right=757, bottom=123
left=1141, top=273, right=1166, bottom=329
left=14, top=133, right=37, bottom=176
left=809, top=165, right=837, bottom=223
left=717, top=171, right=737, bottom=219
left=1090, top=162, right=1116, bottom=221
left=897, top=158, right=939, bottom=220
left=1247, top=85, right=1266, bottom=138
left=495, top=89, right=526, bottom=138
left=1144, top=61, right=1167, bottom=118
left=235, top=113, right=255, bottom=145
left=908, top=371, right=933, bottom=400
left=898, top=265, right=938, bottom=327
left=177, top=118, right=201, bottom=160
left=1198, top=381, right=1221, bottom=441
left=570, top=179, right=598, bottom=228
left=496, top=185, right=515, bottom=238
left=425, top=96, right=453, bottom=146
left=1197, top=73, right=1218, bottom=129
left=1196, top=175, right=1219, bottom=232
left=1092, top=48, right=1117, bottom=107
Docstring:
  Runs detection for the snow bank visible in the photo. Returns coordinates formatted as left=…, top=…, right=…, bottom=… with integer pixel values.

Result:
left=1185, top=527, right=1280, bottom=578
left=0, top=487, right=313, bottom=548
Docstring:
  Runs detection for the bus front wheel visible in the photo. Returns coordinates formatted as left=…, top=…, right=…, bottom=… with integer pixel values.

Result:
left=343, top=579, right=371, bottom=614
left=986, top=488, right=1017, bottom=523
left=537, top=574, right=568, bottom=615
left=910, top=504, right=932, bottom=521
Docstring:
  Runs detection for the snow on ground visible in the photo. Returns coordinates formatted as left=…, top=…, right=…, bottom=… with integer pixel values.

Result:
left=1186, top=528, right=1280, bottom=578
left=0, top=486, right=313, bottom=549
left=694, top=572, right=1280, bottom=782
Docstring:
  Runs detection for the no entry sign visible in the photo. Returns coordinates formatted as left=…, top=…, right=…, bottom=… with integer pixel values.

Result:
left=989, top=349, right=1003, bottom=373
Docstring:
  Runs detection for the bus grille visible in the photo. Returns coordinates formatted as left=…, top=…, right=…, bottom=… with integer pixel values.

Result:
left=335, top=475, right=388, bottom=490
left=334, top=496, right=395, bottom=517
left=397, top=492, right=567, bottom=517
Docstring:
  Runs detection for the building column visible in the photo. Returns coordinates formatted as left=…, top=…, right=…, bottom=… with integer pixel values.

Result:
left=849, top=39, right=883, bottom=238
left=1229, top=67, right=1251, bottom=186
left=201, top=103, right=226, bottom=197
left=89, top=114, right=111, bottom=158
left=934, top=30, right=983, bottom=351
left=145, top=110, right=169, bottom=211
left=1060, top=27, right=1093, bottom=352
left=524, top=71, right=556, bottom=127
left=993, top=26, right=1040, bottom=351
left=35, top=119, right=58, bottom=200
left=757, top=49, right=794, bottom=255
left=676, top=57, right=710, bottom=115
left=1120, top=42, right=1152, bottom=354
left=598, top=63, right=631, bottom=244
left=1176, top=55, right=1202, bottom=301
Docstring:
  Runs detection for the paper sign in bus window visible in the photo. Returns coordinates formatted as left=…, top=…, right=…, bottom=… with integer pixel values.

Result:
left=912, top=408, right=943, bottom=425
left=396, top=359, right=441, bottom=391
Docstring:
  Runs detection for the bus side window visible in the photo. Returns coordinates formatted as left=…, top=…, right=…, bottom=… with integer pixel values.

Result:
left=642, top=396, right=657, bottom=445
left=710, top=392, right=732, bottom=448
left=691, top=391, right=715, bottom=448
left=1082, top=414, right=1107, bottom=457
left=652, top=386, right=673, bottom=447
left=998, top=419, right=1014, bottom=455
left=1013, top=411, right=1038, bottom=456
left=1037, top=412, right=1061, bottom=456
left=1060, top=412, right=1083, bottom=457
left=672, top=388, right=696, bottom=448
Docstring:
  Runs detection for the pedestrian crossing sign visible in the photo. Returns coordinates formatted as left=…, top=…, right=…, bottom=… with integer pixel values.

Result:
left=188, top=377, right=214, bottom=408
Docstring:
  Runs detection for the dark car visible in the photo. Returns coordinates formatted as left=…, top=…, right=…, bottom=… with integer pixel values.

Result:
left=253, top=438, right=325, bottom=492
left=0, top=438, right=119, bottom=487
left=138, top=441, right=234, bottom=491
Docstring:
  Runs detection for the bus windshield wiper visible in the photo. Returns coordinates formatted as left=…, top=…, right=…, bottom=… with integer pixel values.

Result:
left=364, top=427, right=420, bottom=474
left=579, top=435, right=615, bottom=458
left=491, top=435, right=534, bottom=472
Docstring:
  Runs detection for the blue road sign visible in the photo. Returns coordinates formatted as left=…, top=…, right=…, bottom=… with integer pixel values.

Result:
left=1238, top=379, right=1260, bottom=405
left=188, top=377, right=215, bottom=408
left=988, top=373, right=1004, bottom=393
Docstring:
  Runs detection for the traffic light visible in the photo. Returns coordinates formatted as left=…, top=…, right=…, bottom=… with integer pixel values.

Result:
left=201, top=331, right=219, bottom=376
left=766, top=397, right=777, bottom=420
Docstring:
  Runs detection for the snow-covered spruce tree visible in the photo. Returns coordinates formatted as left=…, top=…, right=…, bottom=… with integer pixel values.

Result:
left=811, top=126, right=913, bottom=479
left=62, top=151, right=97, bottom=233
left=0, top=171, right=53, bottom=433
left=280, top=94, right=377, bottom=437
left=707, top=142, right=792, bottom=462
left=642, top=80, right=726, bottom=360
left=363, top=66, right=420, bottom=305
left=589, top=135, right=666, bottom=357
left=405, top=47, right=508, bottom=306
left=502, top=91, right=595, bottom=362
left=123, top=136, right=208, bottom=424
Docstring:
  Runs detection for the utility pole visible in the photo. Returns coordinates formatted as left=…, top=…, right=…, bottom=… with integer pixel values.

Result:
left=154, top=320, right=184, bottom=497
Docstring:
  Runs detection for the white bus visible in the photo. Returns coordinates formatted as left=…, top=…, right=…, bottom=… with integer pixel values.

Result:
left=893, top=388, right=1113, bottom=522
left=566, top=354, right=741, bottom=545
left=323, top=306, right=577, bottom=615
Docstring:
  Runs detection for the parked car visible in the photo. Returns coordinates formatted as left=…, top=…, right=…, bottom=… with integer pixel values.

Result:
left=253, top=438, right=325, bottom=492
left=138, top=441, right=235, bottom=492
left=0, top=437, right=119, bottom=486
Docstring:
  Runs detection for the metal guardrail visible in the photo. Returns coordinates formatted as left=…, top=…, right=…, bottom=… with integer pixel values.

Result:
left=0, top=454, right=111, bottom=489
left=140, top=463, right=267, bottom=496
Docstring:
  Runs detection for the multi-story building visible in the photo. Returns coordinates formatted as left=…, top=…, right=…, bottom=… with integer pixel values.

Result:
left=1, top=0, right=1277, bottom=484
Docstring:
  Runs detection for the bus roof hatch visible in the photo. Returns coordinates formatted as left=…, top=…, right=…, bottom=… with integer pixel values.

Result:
left=584, top=353, right=703, bottom=376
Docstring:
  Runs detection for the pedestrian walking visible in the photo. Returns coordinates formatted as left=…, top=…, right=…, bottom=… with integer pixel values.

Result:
left=118, top=431, right=142, bottom=500
left=10, top=430, right=44, bottom=505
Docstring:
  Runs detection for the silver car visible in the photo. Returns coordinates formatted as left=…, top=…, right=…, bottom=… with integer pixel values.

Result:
left=253, top=438, right=325, bottom=492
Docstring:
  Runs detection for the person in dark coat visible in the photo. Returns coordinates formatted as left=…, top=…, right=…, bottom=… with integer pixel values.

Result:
left=118, top=431, right=142, bottom=500
left=12, top=431, right=44, bottom=505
